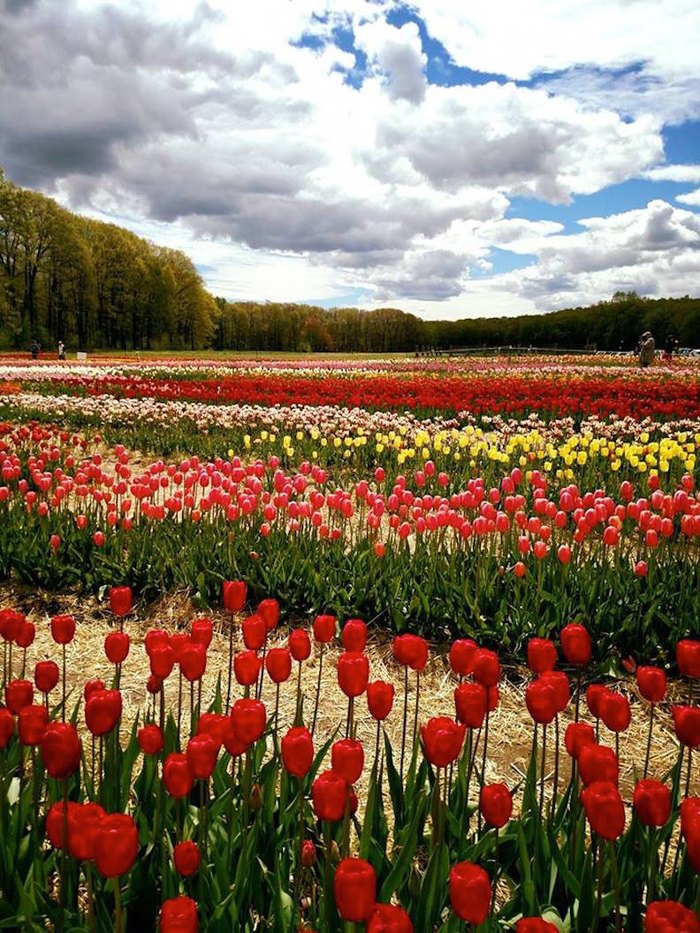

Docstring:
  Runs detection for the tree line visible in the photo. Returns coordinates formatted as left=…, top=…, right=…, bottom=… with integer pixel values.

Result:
left=2, top=170, right=699, bottom=353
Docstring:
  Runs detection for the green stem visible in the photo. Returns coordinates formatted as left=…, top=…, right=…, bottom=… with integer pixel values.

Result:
left=400, top=665, right=409, bottom=779
left=113, top=877, right=123, bottom=933
left=609, top=841, right=621, bottom=933
left=644, top=704, right=654, bottom=779
left=311, top=644, right=324, bottom=736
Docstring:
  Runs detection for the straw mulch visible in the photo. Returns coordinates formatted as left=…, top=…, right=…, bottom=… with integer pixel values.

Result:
left=2, top=582, right=697, bottom=812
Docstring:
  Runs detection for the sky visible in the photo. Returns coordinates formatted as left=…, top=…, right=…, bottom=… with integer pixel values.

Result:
left=1, top=0, right=699, bottom=320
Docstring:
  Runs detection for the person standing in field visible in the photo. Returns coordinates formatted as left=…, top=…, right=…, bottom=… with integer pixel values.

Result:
left=638, top=331, right=655, bottom=367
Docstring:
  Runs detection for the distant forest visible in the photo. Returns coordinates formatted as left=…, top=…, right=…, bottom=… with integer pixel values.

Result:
left=2, top=170, right=699, bottom=353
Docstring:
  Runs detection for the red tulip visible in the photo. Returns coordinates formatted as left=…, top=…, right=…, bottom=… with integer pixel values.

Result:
left=366, top=903, right=414, bottom=932
left=67, top=802, right=105, bottom=861
left=0, top=708, right=14, bottom=748
left=454, top=682, right=487, bottom=729
left=680, top=797, right=700, bottom=842
left=637, top=666, right=667, bottom=704
left=676, top=640, right=700, bottom=679
left=301, top=839, right=316, bottom=867
left=196, top=713, right=230, bottom=750
left=527, top=638, right=557, bottom=674
left=480, top=783, right=513, bottom=828
left=672, top=706, right=700, bottom=748
left=150, top=644, right=175, bottom=680
left=581, top=780, right=625, bottom=839
left=472, top=648, right=500, bottom=687
left=222, top=579, right=247, bottom=613
left=16, top=620, right=35, bottom=649
left=258, top=598, right=280, bottom=632
left=186, top=734, right=218, bottom=780
left=289, top=628, right=311, bottom=662
left=94, top=813, right=139, bottom=877
left=525, top=678, right=557, bottom=725
left=18, top=704, right=49, bottom=745
left=105, top=631, right=130, bottom=665
left=281, top=726, right=314, bottom=778
left=265, top=647, right=292, bottom=684
left=163, top=753, right=194, bottom=798
left=560, top=623, right=591, bottom=666
left=50, top=613, right=75, bottom=645
left=392, top=634, right=428, bottom=671
left=145, top=629, right=170, bottom=656
left=160, top=895, right=199, bottom=933
left=645, top=900, right=700, bottom=932
left=449, top=861, right=491, bottom=924
left=191, top=617, right=213, bottom=648
left=138, top=723, right=164, bottom=756
left=311, top=769, right=348, bottom=822
left=85, top=689, right=122, bottom=737
left=337, top=651, right=369, bottom=698
left=586, top=683, right=607, bottom=719
left=367, top=681, right=395, bottom=721
left=173, top=840, right=201, bottom=877
left=421, top=717, right=466, bottom=768
left=233, top=650, right=262, bottom=686
left=34, top=659, right=60, bottom=694
left=599, top=691, right=631, bottom=733
left=578, top=744, right=619, bottom=786
left=84, top=679, right=105, bottom=702
left=564, top=722, right=596, bottom=759
left=449, top=638, right=477, bottom=677
left=230, top=698, right=267, bottom=746
left=332, top=739, right=364, bottom=784
left=0, top=609, right=23, bottom=642
left=46, top=800, right=78, bottom=848
left=515, top=920, right=559, bottom=933
left=633, top=779, right=672, bottom=827
left=108, top=586, right=132, bottom=617
left=41, top=722, right=82, bottom=779
left=242, top=614, right=266, bottom=651
left=5, top=679, right=34, bottom=714
left=312, top=613, right=336, bottom=644
left=539, top=670, right=570, bottom=713
left=333, top=857, right=376, bottom=922
left=343, top=619, right=368, bottom=653
left=180, top=643, right=207, bottom=682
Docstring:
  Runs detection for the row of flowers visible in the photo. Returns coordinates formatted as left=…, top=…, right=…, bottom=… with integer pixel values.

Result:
left=1, top=396, right=699, bottom=485
left=0, top=583, right=698, bottom=931
left=1, top=422, right=699, bottom=654
left=10, top=368, right=700, bottom=419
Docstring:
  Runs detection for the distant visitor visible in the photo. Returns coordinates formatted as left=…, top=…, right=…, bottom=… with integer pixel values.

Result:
left=638, top=331, right=655, bottom=367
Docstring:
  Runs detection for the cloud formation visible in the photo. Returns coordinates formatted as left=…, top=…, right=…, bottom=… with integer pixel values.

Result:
left=0, top=0, right=698, bottom=315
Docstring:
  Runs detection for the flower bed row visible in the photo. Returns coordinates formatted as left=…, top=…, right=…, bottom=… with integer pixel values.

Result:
left=0, top=586, right=698, bottom=931
left=0, top=423, right=698, bottom=656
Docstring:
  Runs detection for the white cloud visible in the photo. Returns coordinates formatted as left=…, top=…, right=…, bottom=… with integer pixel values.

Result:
left=411, top=1, right=700, bottom=82
left=677, top=188, right=700, bottom=206
left=645, top=165, right=700, bottom=183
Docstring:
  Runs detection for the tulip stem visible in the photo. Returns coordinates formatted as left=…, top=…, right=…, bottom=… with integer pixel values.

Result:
left=412, top=671, right=420, bottom=760
left=61, top=644, right=66, bottom=723
left=177, top=669, right=183, bottom=740
left=490, top=826, right=499, bottom=919
left=574, top=668, right=582, bottom=721
left=550, top=714, right=560, bottom=824
left=400, top=665, right=409, bottom=779
left=226, top=613, right=234, bottom=712
left=591, top=837, right=604, bottom=933
left=373, top=719, right=381, bottom=774
left=85, top=863, right=96, bottom=933
left=539, top=723, right=547, bottom=820
left=643, top=704, right=654, bottom=779
left=609, top=841, right=621, bottom=933
left=58, top=779, right=68, bottom=933
left=346, top=695, right=354, bottom=740
left=311, top=644, right=324, bottom=736
left=113, top=877, right=123, bottom=933
left=478, top=709, right=490, bottom=834
left=295, top=661, right=302, bottom=725
left=685, top=747, right=693, bottom=798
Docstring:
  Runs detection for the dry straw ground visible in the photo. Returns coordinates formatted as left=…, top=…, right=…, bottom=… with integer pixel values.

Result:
left=3, top=581, right=696, bottom=812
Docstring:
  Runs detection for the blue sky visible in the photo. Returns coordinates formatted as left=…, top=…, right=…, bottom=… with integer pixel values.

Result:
left=1, top=0, right=699, bottom=319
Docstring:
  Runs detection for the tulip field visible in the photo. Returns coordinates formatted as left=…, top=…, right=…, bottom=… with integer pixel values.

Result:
left=0, top=352, right=699, bottom=932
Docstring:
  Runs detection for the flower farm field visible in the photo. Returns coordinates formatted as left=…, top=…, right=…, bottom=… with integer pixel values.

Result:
left=0, top=353, right=699, bottom=933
